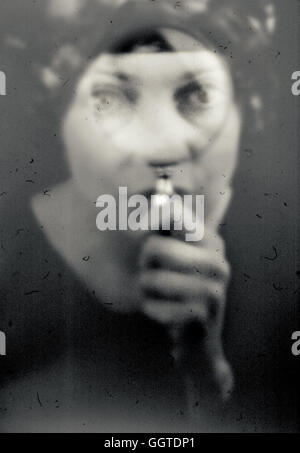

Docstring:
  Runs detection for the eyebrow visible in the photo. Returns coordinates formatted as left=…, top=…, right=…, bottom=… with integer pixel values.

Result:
left=93, top=67, right=221, bottom=88
left=181, top=69, right=221, bottom=81
left=181, top=72, right=199, bottom=83
left=95, top=70, right=137, bottom=84
left=95, top=70, right=202, bottom=84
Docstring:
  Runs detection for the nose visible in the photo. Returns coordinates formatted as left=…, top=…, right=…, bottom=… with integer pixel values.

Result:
left=140, top=101, right=198, bottom=169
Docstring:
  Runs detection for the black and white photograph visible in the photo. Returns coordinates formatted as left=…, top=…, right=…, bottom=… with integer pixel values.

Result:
left=0, top=0, right=299, bottom=434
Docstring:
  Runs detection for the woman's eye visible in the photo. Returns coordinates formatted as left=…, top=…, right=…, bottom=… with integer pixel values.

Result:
left=91, top=87, right=129, bottom=115
left=175, top=82, right=211, bottom=114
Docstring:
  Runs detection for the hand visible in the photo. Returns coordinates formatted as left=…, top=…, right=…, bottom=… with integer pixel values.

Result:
left=138, top=229, right=233, bottom=401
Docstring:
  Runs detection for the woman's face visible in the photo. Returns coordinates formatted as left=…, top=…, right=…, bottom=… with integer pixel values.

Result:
left=63, top=29, right=242, bottom=224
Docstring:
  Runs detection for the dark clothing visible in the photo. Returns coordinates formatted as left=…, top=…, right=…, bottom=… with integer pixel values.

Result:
left=0, top=212, right=297, bottom=432
left=0, top=212, right=192, bottom=431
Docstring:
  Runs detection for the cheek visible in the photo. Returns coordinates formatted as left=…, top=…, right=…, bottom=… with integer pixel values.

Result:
left=200, top=103, right=241, bottom=184
left=62, top=105, right=125, bottom=198
left=62, top=102, right=147, bottom=199
left=192, top=99, right=232, bottom=145
left=64, top=100, right=137, bottom=168
left=193, top=103, right=242, bottom=215
left=62, top=100, right=139, bottom=164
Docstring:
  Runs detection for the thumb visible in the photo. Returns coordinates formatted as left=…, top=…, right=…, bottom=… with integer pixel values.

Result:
left=198, top=336, right=234, bottom=402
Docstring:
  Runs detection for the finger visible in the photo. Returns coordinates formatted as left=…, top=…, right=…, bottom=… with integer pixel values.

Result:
left=158, top=196, right=229, bottom=246
left=200, top=338, right=234, bottom=401
left=212, top=355, right=234, bottom=401
left=139, top=236, right=230, bottom=281
left=142, top=300, right=209, bottom=326
left=187, top=350, right=234, bottom=403
left=140, top=270, right=225, bottom=303
left=167, top=196, right=205, bottom=242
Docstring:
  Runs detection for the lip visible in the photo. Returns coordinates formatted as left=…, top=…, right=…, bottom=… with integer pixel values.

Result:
left=136, top=186, right=192, bottom=200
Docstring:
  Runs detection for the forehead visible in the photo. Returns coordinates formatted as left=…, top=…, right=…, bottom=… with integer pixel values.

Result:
left=85, top=50, right=230, bottom=85
left=79, top=27, right=232, bottom=89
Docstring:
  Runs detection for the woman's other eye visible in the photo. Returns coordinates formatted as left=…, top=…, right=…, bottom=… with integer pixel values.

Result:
left=88, top=84, right=136, bottom=133
left=91, top=86, right=132, bottom=115
left=175, top=81, right=210, bottom=115
left=175, top=78, right=229, bottom=121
